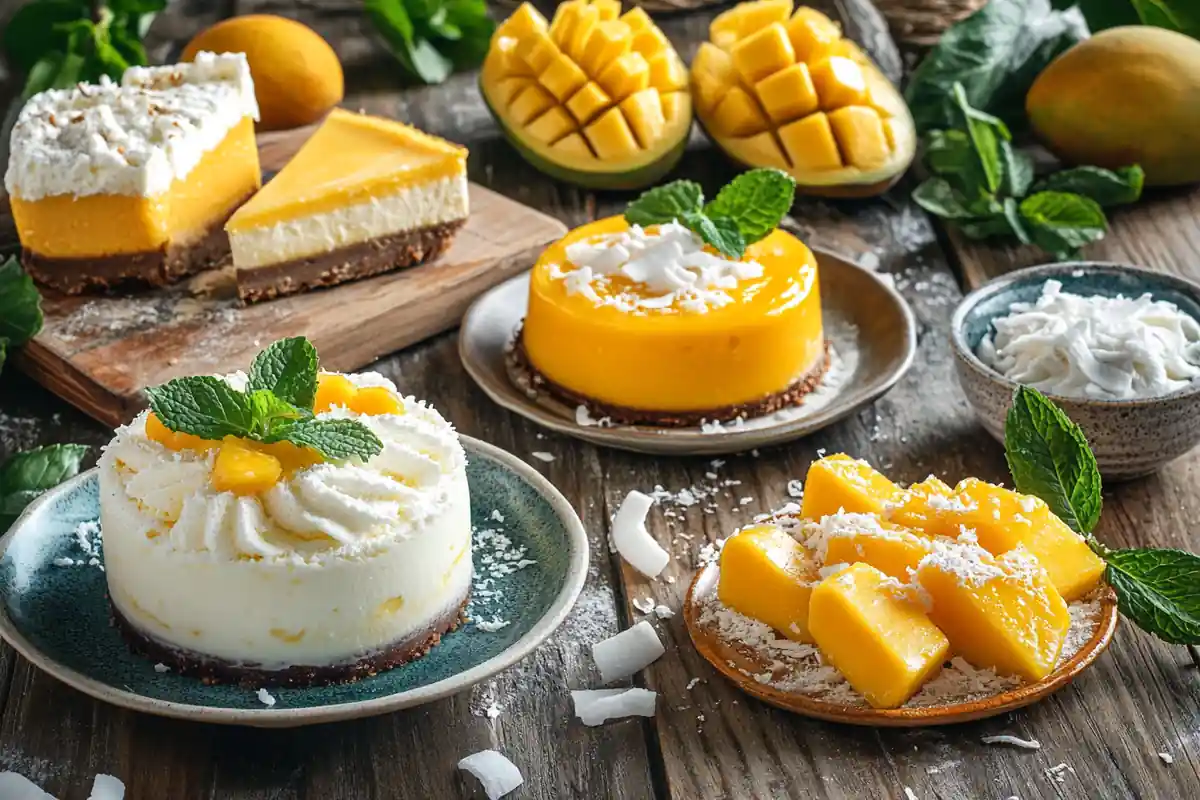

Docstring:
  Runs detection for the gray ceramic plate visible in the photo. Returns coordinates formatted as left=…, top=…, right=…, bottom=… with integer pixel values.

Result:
left=459, top=250, right=916, bottom=456
left=0, top=437, right=587, bottom=728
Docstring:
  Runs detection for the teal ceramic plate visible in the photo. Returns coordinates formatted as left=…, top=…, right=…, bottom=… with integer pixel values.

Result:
left=0, top=437, right=587, bottom=728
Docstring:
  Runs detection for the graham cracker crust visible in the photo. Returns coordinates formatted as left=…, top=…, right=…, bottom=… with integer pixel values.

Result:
left=110, top=589, right=470, bottom=688
left=508, top=329, right=832, bottom=427
left=236, top=218, right=466, bottom=303
left=21, top=186, right=255, bottom=295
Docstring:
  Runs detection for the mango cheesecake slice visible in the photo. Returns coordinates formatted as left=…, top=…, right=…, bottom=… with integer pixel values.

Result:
left=6, top=53, right=261, bottom=294
left=225, top=108, right=468, bottom=302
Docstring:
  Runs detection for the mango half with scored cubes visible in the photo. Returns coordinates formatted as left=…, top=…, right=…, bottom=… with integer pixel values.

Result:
left=480, top=0, right=692, bottom=189
left=691, top=0, right=915, bottom=198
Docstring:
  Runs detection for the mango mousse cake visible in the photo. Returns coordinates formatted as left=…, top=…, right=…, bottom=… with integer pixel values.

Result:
left=97, top=338, right=471, bottom=685
left=519, top=169, right=827, bottom=425
left=225, top=108, right=469, bottom=302
left=5, top=52, right=261, bottom=294
left=709, top=454, right=1107, bottom=709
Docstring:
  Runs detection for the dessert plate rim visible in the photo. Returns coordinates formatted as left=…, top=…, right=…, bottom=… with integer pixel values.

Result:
left=683, top=561, right=1119, bottom=726
left=0, top=436, right=589, bottom=728
left=458, top=247, right=917, bottom=455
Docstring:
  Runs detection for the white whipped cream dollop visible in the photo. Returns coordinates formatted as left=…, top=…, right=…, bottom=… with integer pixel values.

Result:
left=978, top=279, right=1200, bottom=400
left=551, top=222, right=764, bottom=314
left=5, top=52, right=258, bottom=200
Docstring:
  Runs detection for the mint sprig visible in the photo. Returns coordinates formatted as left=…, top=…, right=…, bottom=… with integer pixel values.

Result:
left=1, top=443, right=89, bottom=531
left=624, top=169, right=797, bottom=260
left=145, top=337, right=382, bottom=463
left=1004, top=385, right=1200, bottom=645
left=0, top=256, right=44, bottom=377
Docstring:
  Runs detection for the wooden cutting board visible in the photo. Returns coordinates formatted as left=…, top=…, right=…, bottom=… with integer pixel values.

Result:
left=10, top=125, right=567, bottom=428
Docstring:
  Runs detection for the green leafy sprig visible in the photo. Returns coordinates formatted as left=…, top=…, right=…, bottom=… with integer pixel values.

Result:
left=1004, top=386, right=1200, bottom=645
left=0, top=256, right=44, bottom=377
left=912, top=83, right=1143, bottom=261
left=145, top=337, right=383, bottom=462
left=624, top=169, right=797, bottom=260
left=1, top=444, right=89, bottom=531
left=364, top=0, right=494, bottom=85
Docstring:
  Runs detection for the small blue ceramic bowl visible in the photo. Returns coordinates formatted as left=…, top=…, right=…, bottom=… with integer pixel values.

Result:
left=951, top=262, right=1200, bottom=481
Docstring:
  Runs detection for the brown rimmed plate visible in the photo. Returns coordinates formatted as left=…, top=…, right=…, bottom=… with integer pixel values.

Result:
left=684, top=562, right=1119, bottom=726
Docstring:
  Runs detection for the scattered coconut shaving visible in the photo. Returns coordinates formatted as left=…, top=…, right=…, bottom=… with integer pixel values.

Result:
left=457, top=750, right=523, bottom=799
left=572, top=688, right=657, bottom=726
left=981, top=734, right=1041, bottom=749
left=468, top=522, right=538, bottom=631
left=1159, top=752, right=1174, bottom=765
left=0, top=771, right=55, bottom=799
left=612, top=491, right=669, bottom=578
left=256, top=688, right=276, bottom=707
left=88, top=774, right=125, bottom=800
left=654, top=604, right=674, bottom=619
left=593, top=621, right=665, bottom=683
left=530, top=451, right=555, bottom=463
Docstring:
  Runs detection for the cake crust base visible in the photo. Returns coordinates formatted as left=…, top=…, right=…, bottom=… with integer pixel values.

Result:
left=110, top=590, right=470, bottom=688
left=235, top=218, right=466, bottom=304
left=21, top=189, right=253, bottom=295
left=510, top=330, right=832, bottom=427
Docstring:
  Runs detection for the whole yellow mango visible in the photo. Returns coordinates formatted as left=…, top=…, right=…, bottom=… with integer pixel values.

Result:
left=182, top=15, right=344, bottom=131
left=1027, top=26, right=1200, bottom=186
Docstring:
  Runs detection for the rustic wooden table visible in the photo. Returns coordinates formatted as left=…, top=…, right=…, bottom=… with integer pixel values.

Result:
left=1, top=1, right=1198, bottom=798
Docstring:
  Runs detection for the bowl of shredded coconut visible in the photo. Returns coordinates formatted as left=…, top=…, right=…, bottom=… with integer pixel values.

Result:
left=951, top=262, right=1200, bottom=479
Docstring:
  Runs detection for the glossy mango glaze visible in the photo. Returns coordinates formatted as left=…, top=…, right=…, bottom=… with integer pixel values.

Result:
left=523, top=215, right=824, bottom=412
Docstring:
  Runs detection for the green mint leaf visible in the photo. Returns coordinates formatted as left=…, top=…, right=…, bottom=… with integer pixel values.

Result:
left=703, top=168, right=797, bottom=245
left=2, top=0, right=87, bottom=76
left=366, top=0, right=462, bottom=84
left=0, top=256, right=44, bottom=349
left=1031, top=165, right=1145, bottom=208
left=1004, top=386, right=1102, bottom=535
left=0, top=443, right=89, bottom=530
left=248, top=389, right=311, bottom=440
left=953, top=83, right=1009, bottom=195
left=279, top=419, right=383, bottom=461
left=1130, top=0, right=1200, bottom=38
left=913, top=177, right=998, bottom=220
left=440, top=0, right=493, bottom=67
left=999, top=141, right=1034, bottom=197
left=247, top=337, right=319, bottom=410
left=683, top=212, right=745, bottom=260
left=1019, top=191, right=1107, bottom=261
left=924, top=128, right=990, bottom=194
left=1102, top=547, right=1200, bottom=645
left=145, top=376, right=255, bottom=441
left=625, top=180, right=704, bottom=228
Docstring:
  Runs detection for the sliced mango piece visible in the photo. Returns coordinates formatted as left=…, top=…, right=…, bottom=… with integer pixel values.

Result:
left=540, top=53, right=589, bottom=102
left=314, top=373, right=358, bottom=412
left=584, top=106, right=641, bottom=158
left=580, top=20, right=632, bottom=77
left=521, top=29, right=561, bottom=75
left=811, top=56, right=867, bottom=110
left=786, top=7, right=841, bottom=64
left=779, top=111, right=843, bottom=171
left=829, top=105, right=891, bottom=169
left=548, top=1, right=583, bottom=49
left=755, top=62, right=819, bottom=123
left=800, top=454, right=901, bottom=521
left=647, top=53, right=688, bottom=92
left=692, top=41, right=736, bottom=83
left=713, top=29, right=739, bottom=50
left=718, top=524, right=820, bottom=642
left=620, top=6, right=654, bottom=33
left=823, top=522, right=937, bottom=581
left=348, top=386, right=404, bottom=416
left=255, top=440, right=323, bottom=473
left=596, top=51, right=650, bottom=101
left=212, top=437, right=283, bottom=496
left=730, top=22, right=796, bottom=85
left=713, top=85, right=769, bottom=136
left=493, top=76, right=535, bottom=106
left=566, top=81, right=613, bottom=125
left=730, top=131, right=791, bottom=169
left=144, top=412, right=214, bottom=451
left=619, top=88, right=666, bottom=149
left=550, top=132, right=595, bottom=161
left=660, top=91, right=688, bottom=124
left=916, top=545, right=1070, bottom=682
left=887, top=475, right=959, bottom=537
left=593, top=0, right=621, bottom=21
left=525, top=106, right=575, bottom=145
left=496, top=2, right=547, bottom=40
left=563, top=5, right=600, bottom=60
left=691, top=70, right=726, bottom=116
left=508, top=84, right=557, bottom=126
left=492, top=36, right=533, bottom=78
left=809, top=563, right=949, bottom=709
left=711, top=0, right=792, bottom=40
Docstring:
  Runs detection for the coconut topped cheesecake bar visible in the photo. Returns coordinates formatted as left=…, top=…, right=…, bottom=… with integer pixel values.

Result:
left=98, top=338, right=471, bottom=685
left=5, top=52, right=261, bottom=293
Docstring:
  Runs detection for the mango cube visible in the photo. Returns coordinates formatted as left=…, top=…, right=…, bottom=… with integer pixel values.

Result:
left=647, top=54, right=688, bottom=92
left=755, top=63, right=819, bottom=123
left=580, top=20, right=632, bottom=77
left=829, top=106, right=891, bottom=169
left=350, top=386, right=405, bottom=417
left=811, top=56, right=868, bottom=110
left=540, top=53, right=589, bottom=102
left=548, top=2, right=583, bottom=48
left=916, top=544, right=1070, bottom=682
left=563, top=6, right=599, bottom=59
left=718, top=524, right=820, bottom=642
left=887, top=475, right=959, bottom=536
left=497, top=2, right=547, bottom=40
left=713, top=86, right=769, bottom=136
left=566, top=81, right=613, bottom=125
left=525, top=106, right=575, bottom=144
left=950, top=479, right=1106, bottom=601
left=660, top=91, right=688, bottom=124
left=593, top=0, right=620, bottom=21
left=620, top=6, right=655, bottom=33
left=314, top=373, right=357, bottom=413
left=212, top=437, right=283, bottom=496
left=732, top=130, right=790, bottom=169
left=596, top=51, right=650, bottom=101
left=730, top=22, right=796, bottom=85
left=823, top=522, right=936, bottom=581
left=711, top=0, right=791, bottom=40
left=584, top=107, right=641, bottom=158
left=619, top=88, right=666, bottom=149
left=551, top=132, right=594, bottom=161
left=508, top=84, right=557, bottom=126
left=256, top=440, right=323, bottom=473
left=779, top=112, right=843, bottom=171
left=494, top=76, right=534, bottom=106
left=692, top=42, right=736, bottom=83
left=800, top=454, right=902, bottom=521
left=786, top=7, right=841, bottom=63
left=809, top=563, right=950, bottom=709
left=144, top=412, right=213, bottom=451
left=521, top=30, right=561, bottom=75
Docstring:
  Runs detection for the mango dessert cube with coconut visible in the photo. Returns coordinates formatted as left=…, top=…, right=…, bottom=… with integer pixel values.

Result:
left=715, top=454, right=1106, bottom=708
left=691, top=0, right=915, bottom=197
left=481, top=0, right=692, bottom=189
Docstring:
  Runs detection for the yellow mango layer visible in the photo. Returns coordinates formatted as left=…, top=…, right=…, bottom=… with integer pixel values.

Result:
left=809, top=563, right=949, bottom=709
left=916, top=546, right=1070, bottom=682
left=800, top=454, right=902, bottom=521
left=523, top=216, right=824, bottom=413
left=718, top=524, right=819, bottom=642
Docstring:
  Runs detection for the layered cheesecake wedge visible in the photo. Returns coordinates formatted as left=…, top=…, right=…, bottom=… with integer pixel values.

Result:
left=226, top=108, right=469, bottom=302
left=98, top=344, right=471, bottom=685
left=6, top=53, right=261, bottom=293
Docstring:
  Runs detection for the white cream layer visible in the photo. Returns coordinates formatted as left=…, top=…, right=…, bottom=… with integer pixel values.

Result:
left=6, top=52, right=258, bottom=201
left=98, top=372, right=473, bottom=668
left=229, top=173, right=469, bottom=269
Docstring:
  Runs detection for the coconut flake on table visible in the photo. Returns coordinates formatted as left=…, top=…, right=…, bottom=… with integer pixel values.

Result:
left=592, top=620, right=665, bottom=682
left=0, top=771, right=56, bottom=799
left=256, top=688, right=276, bottom=707
left=977, top=279, right=1200, bottom=400
left=530, top=451, right=555, bottom=463
left=611, top=491, right=670, bottom=578
left=457, top=750, right=523, bottom=799
left=981, top=734, right=1041, bottom=749
left=88, top=774, right=125, bottom=800
left=571, top=688, right=657, bottom=726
